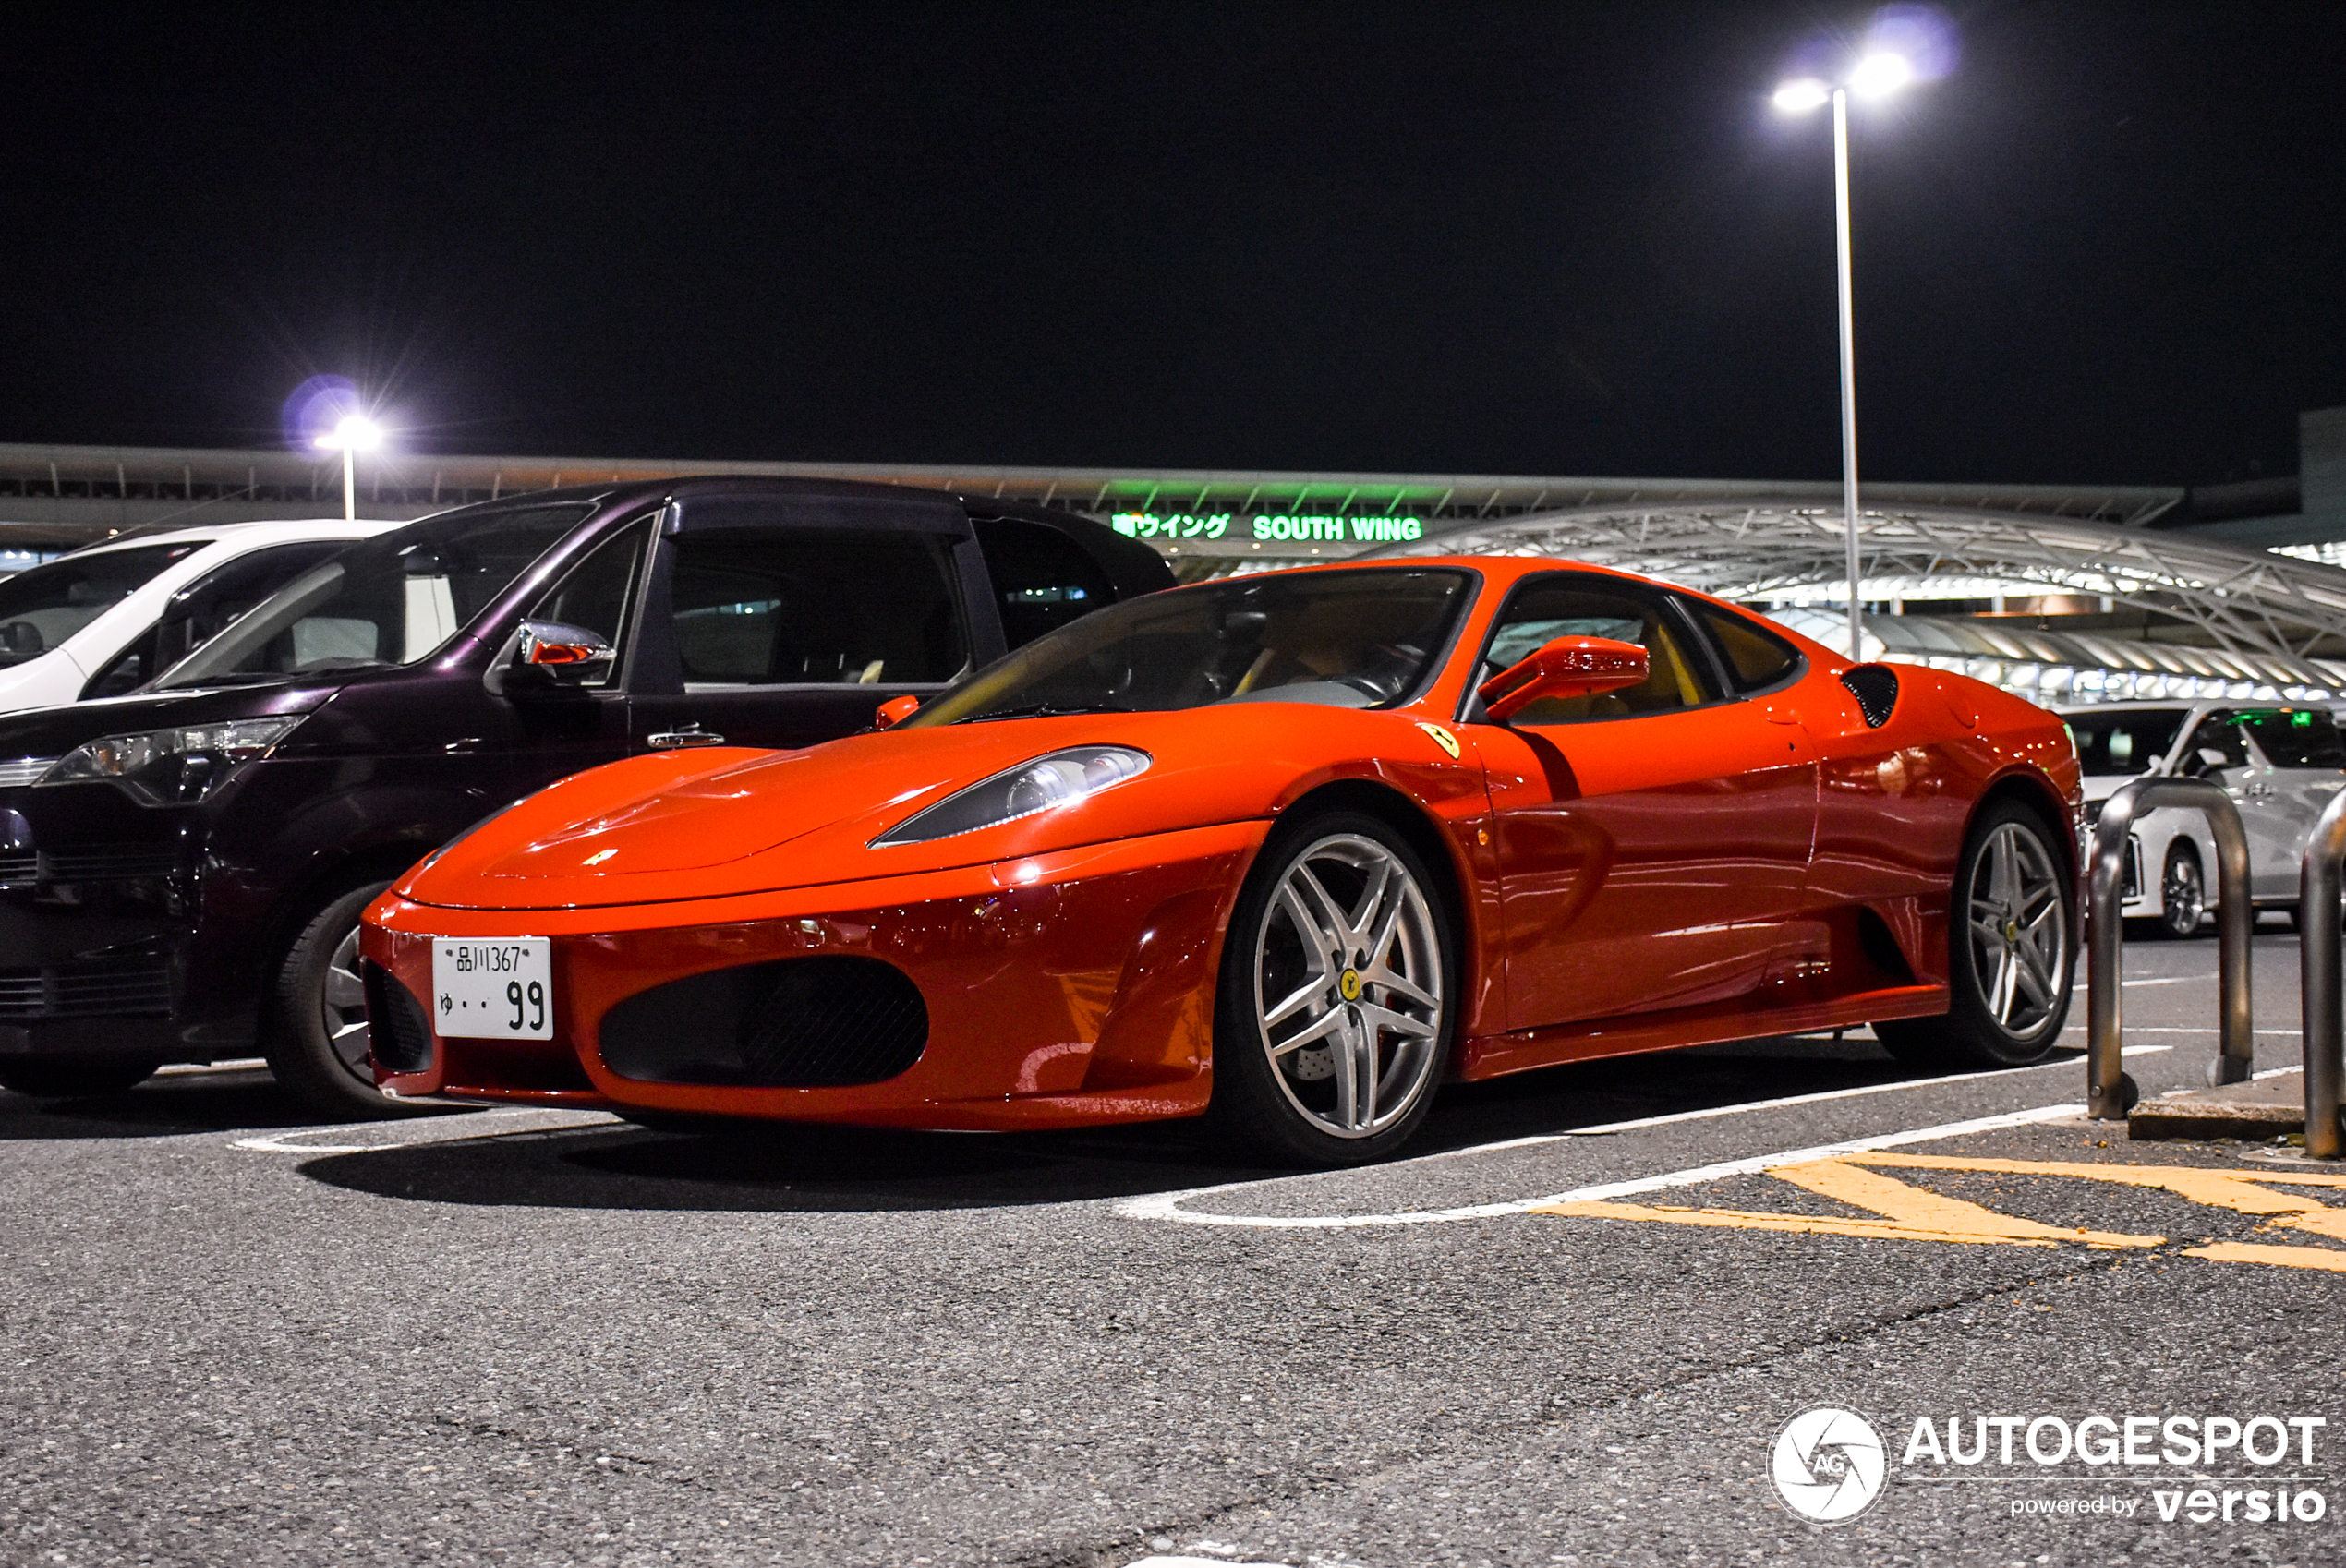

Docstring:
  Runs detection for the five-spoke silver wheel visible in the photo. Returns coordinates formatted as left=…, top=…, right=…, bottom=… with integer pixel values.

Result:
left=1879, top=802, right=2075, bottom=1070
left=321, top=924, right=372, bottom=1080
left=1246, top=828, right=1446, bottom=1143
left=1963, top=819, right=2068, bottom=1041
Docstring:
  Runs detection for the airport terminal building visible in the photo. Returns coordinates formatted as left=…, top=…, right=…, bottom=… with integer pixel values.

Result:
left=4, top=405, right=2345, bottom=706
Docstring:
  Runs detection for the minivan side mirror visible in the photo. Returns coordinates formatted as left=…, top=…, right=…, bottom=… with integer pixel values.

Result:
left=493, top=619, right=616, bottom=697
left=1477, top=635, right=1650, bottom=722
left=874, top=694, right=921, bottom=730
left=2195, top=746, right=2230, bottom=773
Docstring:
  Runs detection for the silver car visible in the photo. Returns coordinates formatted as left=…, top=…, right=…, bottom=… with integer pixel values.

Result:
left=2061, top=701, right=2346, bottom=935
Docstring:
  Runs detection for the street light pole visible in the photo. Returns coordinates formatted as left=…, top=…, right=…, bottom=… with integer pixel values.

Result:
left=1832, top=86, right=1863, bottom=662
left=314, top=414, right=384, bottom=522
left=340, top=442, right=357, bottom=522
left=1775, top=51, right=1917, bottom=660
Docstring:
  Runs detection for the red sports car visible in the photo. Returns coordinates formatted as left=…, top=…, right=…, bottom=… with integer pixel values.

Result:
left=361, top=557, right=2082, bottom=1163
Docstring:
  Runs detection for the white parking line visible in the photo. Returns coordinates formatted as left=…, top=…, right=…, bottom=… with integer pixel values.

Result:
left=1116, top=1104, right=2088, bottom=1230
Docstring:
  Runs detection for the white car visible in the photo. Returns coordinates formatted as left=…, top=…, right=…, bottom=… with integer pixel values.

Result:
left=2061, top=700, right=2346, bottom=935
left=0, top=518, right=396, bottom=713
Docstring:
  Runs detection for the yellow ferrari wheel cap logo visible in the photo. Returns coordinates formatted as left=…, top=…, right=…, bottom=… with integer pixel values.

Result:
left=1339, top=968, right=1363, bottom=1001
left=1416, top=721, right=1461, bottom=759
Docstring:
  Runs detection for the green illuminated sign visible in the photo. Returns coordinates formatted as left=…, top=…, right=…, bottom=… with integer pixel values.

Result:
left=1110, top=512, right=1424, bottom=544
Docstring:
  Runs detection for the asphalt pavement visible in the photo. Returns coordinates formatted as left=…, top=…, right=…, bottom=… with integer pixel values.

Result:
left=3, top=921, right=2340, bottom=1568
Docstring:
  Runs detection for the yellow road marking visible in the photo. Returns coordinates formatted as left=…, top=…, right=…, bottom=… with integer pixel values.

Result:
left=1533, top=1152, right=2346, bottom=1270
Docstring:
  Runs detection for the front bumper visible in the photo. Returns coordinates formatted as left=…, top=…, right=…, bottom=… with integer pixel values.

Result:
left=363, top=819, right=1266, bottom=1130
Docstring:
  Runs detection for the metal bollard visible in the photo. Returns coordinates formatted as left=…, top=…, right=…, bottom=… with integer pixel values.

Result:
left=2298, top=788, right=2346, bottom=1160
left=2087, top=777, right=2254, bottom=1119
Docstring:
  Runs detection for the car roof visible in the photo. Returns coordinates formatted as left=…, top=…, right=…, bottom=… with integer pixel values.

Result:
left=65, top=517, right=397, bottom=556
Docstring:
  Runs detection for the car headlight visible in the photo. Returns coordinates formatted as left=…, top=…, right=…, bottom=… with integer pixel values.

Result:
left=40, top=716, right=302, bottom=803
left=871, top=745, right=1151, bottom=847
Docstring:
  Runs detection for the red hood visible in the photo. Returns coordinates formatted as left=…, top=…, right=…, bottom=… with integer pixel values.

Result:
left=398, top=702, right=1478, bottom=911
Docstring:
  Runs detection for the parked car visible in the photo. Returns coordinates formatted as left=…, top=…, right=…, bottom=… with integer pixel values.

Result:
left=2061, top=700, right=2346, bottom=935
left=0, top=477, right=1169, bottom=1113
left=0, top=518, right=395, bottom=711
left=366, top=556, right=2080, bottom=1165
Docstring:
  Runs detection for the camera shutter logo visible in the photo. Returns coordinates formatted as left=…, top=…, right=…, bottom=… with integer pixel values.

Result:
left=1771, top=1406, right=1887, bottom=1524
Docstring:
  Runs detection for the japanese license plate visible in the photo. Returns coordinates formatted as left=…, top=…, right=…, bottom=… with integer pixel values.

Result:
left=429, top=937, right=552, bottom=1040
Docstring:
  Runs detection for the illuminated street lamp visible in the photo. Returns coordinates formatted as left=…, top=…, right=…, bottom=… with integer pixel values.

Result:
left=1774, top=51, right=1915, bottom=659
left=313, top=414, right=384, bottom=522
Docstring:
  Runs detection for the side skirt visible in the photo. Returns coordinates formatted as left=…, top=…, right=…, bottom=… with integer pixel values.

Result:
left=1456, top=983, right=1951, bottom=1081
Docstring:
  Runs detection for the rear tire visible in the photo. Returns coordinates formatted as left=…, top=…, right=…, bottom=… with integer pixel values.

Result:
left=264, top=878, right=412, bottom=1120
left=1876, top=802, right=2074, bottom=1071
left=0, top=1055, right=162, bottom=1098
left=1208, top=810, right=1456, bottom=1165
left=2154, top=843, right=2206, bottom=939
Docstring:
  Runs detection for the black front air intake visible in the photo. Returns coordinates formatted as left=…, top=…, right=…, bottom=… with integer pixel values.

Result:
left=363, top=960, right=434, bottom=1074
left=1840, top=664, right=1900, bottom=729
left=599, top=956, right=928, bottom=1088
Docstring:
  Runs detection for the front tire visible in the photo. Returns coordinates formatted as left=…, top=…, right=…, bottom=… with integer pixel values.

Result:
left=1209, top=811, right=1456, bottom=1165
left=0, top=1055, right=162, bottom=1098
left=2154, top=843, right=2206, bottom=939
left=1876, top=802, right=2074, bottom=1070
left=264, top=878, right=409, bottom=1120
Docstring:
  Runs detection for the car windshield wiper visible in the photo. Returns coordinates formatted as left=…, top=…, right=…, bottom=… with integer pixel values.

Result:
left=953, top=702, right=1143, bottom=724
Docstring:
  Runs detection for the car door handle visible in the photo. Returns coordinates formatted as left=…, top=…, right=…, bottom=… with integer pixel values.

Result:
left=647, top=725, right=725, bottom=750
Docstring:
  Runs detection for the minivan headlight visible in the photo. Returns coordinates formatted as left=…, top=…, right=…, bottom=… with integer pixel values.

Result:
left=41, top=717, right=302, bottom=803
left=871, top=745, right=1151, bottom=847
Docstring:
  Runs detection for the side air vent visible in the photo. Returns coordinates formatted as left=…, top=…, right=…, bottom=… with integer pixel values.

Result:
left=1840, top=664, right=1900, bottom=729
left=599, top=955, right=928, bottom=1088
left=363, top=960, right=434, bottom=1075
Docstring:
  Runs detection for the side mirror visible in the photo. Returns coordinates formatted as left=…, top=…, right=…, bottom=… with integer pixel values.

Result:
left=496, top=619, right=615, bottom=697
left=1477, top=635, right=1650, bottom=722
left=2195, top=746, right=2230, bottom=772
left=874, top=694, right=921, bottom=730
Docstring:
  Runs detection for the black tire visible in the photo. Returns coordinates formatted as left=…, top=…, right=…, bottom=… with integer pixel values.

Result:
left=2153, top=843, right=2207, bottom=940
left=1875, top=802, right=2075, bottom=1071
left=264, top=878, right=414, bottom=1120
left=1208, top=810, right=1457, bottom=1165
left=0, top=1055, right=163, bottom=1098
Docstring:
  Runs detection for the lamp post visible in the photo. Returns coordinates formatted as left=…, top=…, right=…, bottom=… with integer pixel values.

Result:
left=313, top=414, right=384, bottom=522
left=1774, top=51, right=1913, bottom=660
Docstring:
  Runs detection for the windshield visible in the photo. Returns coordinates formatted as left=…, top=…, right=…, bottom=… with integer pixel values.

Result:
left=158, top=503, right=592, bottom=688
left=2237, top=709, right=2346, bottom=769
left=0, top=542, right=202, bottom=668
left=905, top=567, right=1471, bottom=726
left=2063, top=708, right=2187, bottom=777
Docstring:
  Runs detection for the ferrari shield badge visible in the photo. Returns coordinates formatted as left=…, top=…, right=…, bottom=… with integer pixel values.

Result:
left=1415, top=721, right=1461, bottom=759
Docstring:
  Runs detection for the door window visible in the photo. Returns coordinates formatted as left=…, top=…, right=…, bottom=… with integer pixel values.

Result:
left=1682, top=598, right=1803, bottom=694
left=0, top=542, right=202, bottom=666
left=521, top=521, right=651, bottom=688
left=1474, top=576, right=1719, bottom=724
left=970, top=516, right=1119, bottom=649
left=82, top=540, right=353, bottom=699
left=2182, top=712, right=2248, bottom=774
left=668, top=528, right=967, bottom=686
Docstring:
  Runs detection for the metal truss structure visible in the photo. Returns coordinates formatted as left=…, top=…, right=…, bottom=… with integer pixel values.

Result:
left=1380, top=502, right=2346, bottom=663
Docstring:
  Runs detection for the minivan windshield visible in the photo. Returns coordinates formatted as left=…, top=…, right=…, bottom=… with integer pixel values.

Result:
left=0, top=542, right=203, bottom=668
left=2237, top=709, right=2346, bottom=769
left=157, top=503, right=592, bottom=688
left=905, top=567, right=1471, bottom=726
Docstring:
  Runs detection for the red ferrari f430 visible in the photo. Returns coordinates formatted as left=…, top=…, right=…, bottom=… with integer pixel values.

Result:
left=363, top=558, right=2081, bottom=1164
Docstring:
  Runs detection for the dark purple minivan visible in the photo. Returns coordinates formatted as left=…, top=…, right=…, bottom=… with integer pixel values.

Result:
left=0, top=476, right=1169, bottom=1115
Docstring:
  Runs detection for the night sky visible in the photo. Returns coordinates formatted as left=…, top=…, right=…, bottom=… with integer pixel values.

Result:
left=3, top=3, right=2340, bottom=488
